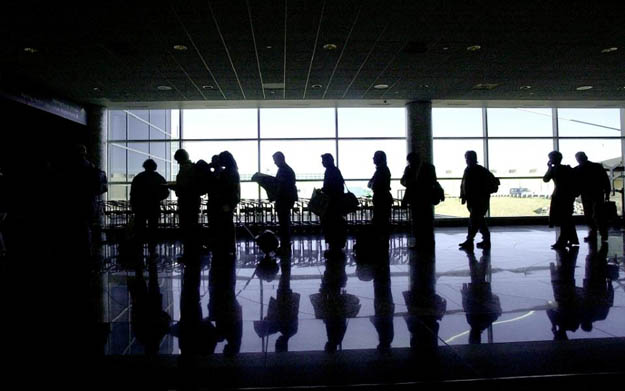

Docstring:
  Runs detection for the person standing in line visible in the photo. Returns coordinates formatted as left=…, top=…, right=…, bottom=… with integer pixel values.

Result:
left=172, top=149, right=201, bottom=260
left=130, top=159, right=169, bottom=255
left=543, top=151, right=579, bottom=249
left=320, top=153, right=346, bottom=252
left=400, top=152, right=438, bottom=250
left=574, top=152, right=611, bottom=243
left=272, top=151, right=298, bottom=253
left=368, top=151, right=393, bottom=236
left=214, top=151, right=241, bottom=256
left=458, top=150, right=499, bottom=250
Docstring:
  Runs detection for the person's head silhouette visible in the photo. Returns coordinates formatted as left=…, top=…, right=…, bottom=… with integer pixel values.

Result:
left=575, top=151, right=588, bottom=165
left=142, top=159, right=157, bottom=172
left=321, top=153, right=335, bottom=168
left=174, top=149, right=190, bottom=164
left=373, top=150, right=387, bottom=167
left=465, top=150, right=478, bottom=166
left=219, top=151, right=238, bottom=170
left=273, top=151, right=286, bottom=167
left=548, top=150, right=563, bottom=166
left=406, top=152, right=420, bottom=166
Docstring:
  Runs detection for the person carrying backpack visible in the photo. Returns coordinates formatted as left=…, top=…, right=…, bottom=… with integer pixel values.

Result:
left=459, top=150, right=499, bottom=250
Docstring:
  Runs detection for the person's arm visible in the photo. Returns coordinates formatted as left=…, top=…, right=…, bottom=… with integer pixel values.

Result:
left=600, top=165, right=611, bottom=200
left=543, top=163, right=554, bottom=183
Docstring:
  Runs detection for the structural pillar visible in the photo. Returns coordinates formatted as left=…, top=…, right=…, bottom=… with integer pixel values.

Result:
left=86, top=105, right=107, bottom=171
left=405, top=101, right=433, bottom=164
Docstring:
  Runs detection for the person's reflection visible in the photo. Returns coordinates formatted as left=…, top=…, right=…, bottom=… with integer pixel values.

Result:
left=581, top=242, right=615, bottom=332
left=460, top=248, right=501, bottom=344
left=355, top=226, right=394, bottom=353
left=310, top=250, right=361, bottom=353
left=128, top=256, right=171, bottom=356
left=547, top=246, right=581, bottom=340
left=253, top=255, right=300, bottom=352
left=403, top=248, right=446, bottom=352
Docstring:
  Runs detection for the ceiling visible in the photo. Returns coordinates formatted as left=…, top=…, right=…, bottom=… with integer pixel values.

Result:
left=2, top=0, right=625, bottom=107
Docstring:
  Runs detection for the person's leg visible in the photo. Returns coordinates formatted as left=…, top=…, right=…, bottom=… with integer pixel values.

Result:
left=276, top=201, right=293, bottom=250
left=593, top=199, right=608, bottom=241
left=582, top=198, right=597, bottom=240
left=476, top=202, right=491, bottom=248
left=460, top=204, right=477, bottom=249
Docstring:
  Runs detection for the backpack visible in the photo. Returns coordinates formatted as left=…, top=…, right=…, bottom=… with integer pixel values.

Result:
left=486, top=169, right=500, bottom=194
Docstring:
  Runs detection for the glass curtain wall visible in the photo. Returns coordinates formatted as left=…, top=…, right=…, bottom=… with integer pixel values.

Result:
left=107, top=106, right=623, bottom=218
left=432, top=107, right=623, bottom=218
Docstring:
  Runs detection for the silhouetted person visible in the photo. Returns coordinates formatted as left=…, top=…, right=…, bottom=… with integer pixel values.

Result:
left=544, top=151, right=579, bottom=249
left=205, top=154, right=224, bottom=250
left=401, top=152, right=438, bottom=250
left=130, top=159, right=169, bottom=255
left=460, top=248, right=501, bottom=344
left=459, top=150, right=499, bottom=250
left=368, top=151, right=393, bottom=236
left=213, top=151, right=240, bottom=257
left=273, top=152, right=298, bottom=252
left=172, top=149, right=201, bottom=261
left=548, top=247, right=581, bottom=340
left=574, top=152, right=611, bottom=243
left=321, top=153, right=346, bottom=252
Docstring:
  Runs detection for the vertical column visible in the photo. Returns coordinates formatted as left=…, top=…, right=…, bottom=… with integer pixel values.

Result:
left=86, top=105, right=107, bottom=171
left=405, top=101, right=433, bottom=163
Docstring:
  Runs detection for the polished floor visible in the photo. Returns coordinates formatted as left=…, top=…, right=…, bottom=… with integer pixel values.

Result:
left=101, top=225, right=625, bottom=356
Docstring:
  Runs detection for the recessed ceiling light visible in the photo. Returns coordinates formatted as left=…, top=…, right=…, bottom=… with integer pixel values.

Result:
left=157, top=85, right=173, bottom=91
left=323, top=43, right=337, bottom=50
left=23, top=47, right=38, bottom=54
left=173, top=44, right=188, bottom=51
left=442, top=47, right=449, bottom=51
left=466, top=45, right=481, bottom=51
left=266, top=45, right=273, bottom=49
left=202, top=85, right=215, bottom=89
left=93, top=87, right=100, bottom=91
left=520, top=85, right=532, bottom=90
left=576, top=85, right=593, bottom=91
left=419, top=84, right=430, bottom=88
left=601, top=47, right=618, bottom=53
left=311, top=84, right=322, bottom=89
left=373, top=84, right=389, bottom=89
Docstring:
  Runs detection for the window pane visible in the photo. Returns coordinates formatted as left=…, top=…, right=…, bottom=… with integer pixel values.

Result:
left=128, top=110, right=149, bottom=140
left=343, top=179, right=403, bottom=200
left=434, top=179, right=468, bottom=218
left=434, top=140, right=484, bottom=178
left=488, top=139, right=553, bottom=177
left=241, top=182, right=260, bottom=199
left=107, top=184, right=128, bottom=201
left=558, top=109, right=620, bottom=137
left=150, top=110, right=167, bottom=140
left=183, top=109, right=257, bottom=139
left=171, top=110, right=180, bottom=139
left=108, top=143, right=126, bottom=182
left=262, top=108, right=335, bottom=138
left=487, top=108, right=552, bottom=137
left=489, top=179, right=553, bottom=217
left=337, top=108, right=405, bottom=137
left=182, top=140, right=258, bottom=181
left=148, top=142, right=169, bottom=179
left=433, top=108, right=482, bottom=137
left=128, top=142, right=149, bottom=181
left=338, top=140, right=406, bottom=179
left=109, top=110, right=126, bottom=140
left=558, top=139, right=621, bottom=167
left=260, top=140, right=334, bottom=180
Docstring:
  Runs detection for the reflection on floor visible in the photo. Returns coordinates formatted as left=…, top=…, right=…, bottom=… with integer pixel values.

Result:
left=100, top=225, right=625, bottom=357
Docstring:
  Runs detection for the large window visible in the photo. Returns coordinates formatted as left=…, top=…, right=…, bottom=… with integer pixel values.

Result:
left=107, top=106, right=623, bottom=218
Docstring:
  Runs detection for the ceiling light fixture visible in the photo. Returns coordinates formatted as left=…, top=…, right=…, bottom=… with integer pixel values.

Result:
left=93, top=87, right=100, bottom=91
left=442, top=47, right=449, bottom=51
left=466, top=45, right=481, bottom=51
left=520, top=85, right=532, bottom=90
left=576, top=85, right=593, bottom=91
left=601, top=47, right=618, bottom=53
left=266, top=45, right=273, bottom=49
left=23, top=47, right=38, bottom=54
left=157, top=85, right=173, bottom=91
left=311, top=84, right=322, bottom=89
left=173, top=44, right=188, bottom=51
left=323, top=43, right=337, bottom=50
left=373, top=84, right=389, bottom=89
left=202, top=85, right=215, bottom=89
